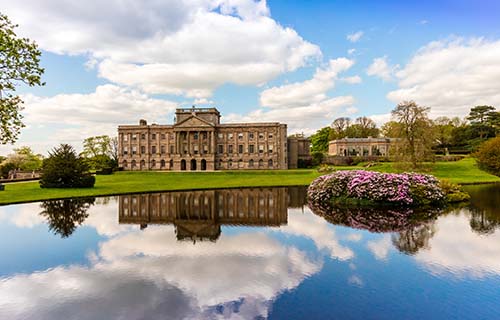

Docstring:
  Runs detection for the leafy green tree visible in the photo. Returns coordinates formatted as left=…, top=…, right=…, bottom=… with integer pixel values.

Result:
left=0, top=14, right=44, bottom=144
left=381, top=121, right=402, bottom=138
left=4, top=146, right=43, bottom=170
left=391, top=101, right=434, bottom=168
left=330, top=117, right=351, bottom=139
left=80, top=135, right=117, bottom=170
left=473, top=137, right=500, bottom=176
left=40, top=144, right=95, bottom=188
left=310, top=126, right=332, bottom=153
left=467, top=105, right=497, bottom=139
left=433, top=117, right=456, bottom=154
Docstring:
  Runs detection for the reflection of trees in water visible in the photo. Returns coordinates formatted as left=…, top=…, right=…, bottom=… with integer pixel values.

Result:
left=464, top=184, right=500, bottom=235
left=40, top=198, right=95, bottom=237
left=391, top=223, right=436, bottom=255
left=308, top=200, right=446, bottom=255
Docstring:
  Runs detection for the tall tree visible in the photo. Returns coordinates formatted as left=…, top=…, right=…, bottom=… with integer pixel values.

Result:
left=391, top=101, right=434, bottom=168
left=80, top=135, right=117, bottom=169
left=310, top=126, right=332, bottom=153
left=330, top=117, right=351, bottom=138
left=0, top=14, right=44, bottom=144
left=4, top=146, right=43, bottom=170
left=467, top=105, right=497, bottom=139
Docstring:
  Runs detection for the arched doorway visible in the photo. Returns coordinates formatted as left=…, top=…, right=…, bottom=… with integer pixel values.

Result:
left=248, top=159, right=254, bottom=168
left=258, top=159, right=263, bottom=168
left=201, top=159, right=207, bottom=171
left=268, top=159, right=273, bottom=168
left=151, top=159, right=156, bottom=169
left=122, top=160, right=128, bottom=169
left=140, top=160, right=145, bottom=170
left=190, top=159, right=197, bottom=171
left=181, top=159, right=186, bottom=171
left=131, top=160, right=136, bottom=170
left=160, top=159, right=165, bottom=169
left=169, top=159, right=174, bottom=170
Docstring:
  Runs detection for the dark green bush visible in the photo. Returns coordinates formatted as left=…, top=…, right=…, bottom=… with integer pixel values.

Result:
left=40, top=144, right=95, bottom=188
left=96, top=167, right=113, bottom=175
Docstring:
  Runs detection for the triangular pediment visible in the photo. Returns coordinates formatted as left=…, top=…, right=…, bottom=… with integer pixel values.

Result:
left=174, top=115, right=215, bottom=128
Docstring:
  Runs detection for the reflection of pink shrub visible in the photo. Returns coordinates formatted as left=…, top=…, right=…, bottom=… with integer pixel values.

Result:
left=307, top=170, right=445, bottom=208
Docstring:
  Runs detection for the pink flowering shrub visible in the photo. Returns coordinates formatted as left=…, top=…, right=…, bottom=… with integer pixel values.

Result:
left=307, top=170, right=445, bottom=208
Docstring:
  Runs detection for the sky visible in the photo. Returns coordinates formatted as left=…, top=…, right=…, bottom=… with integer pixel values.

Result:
left=1, top=0, right=500, bottom=155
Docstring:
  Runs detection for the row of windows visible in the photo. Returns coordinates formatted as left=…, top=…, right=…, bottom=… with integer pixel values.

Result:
left=122, top=132, right=275, bottom=142
left=123, top=144, right=275, bottom=155
left=121, top=159, right=275, bottom=169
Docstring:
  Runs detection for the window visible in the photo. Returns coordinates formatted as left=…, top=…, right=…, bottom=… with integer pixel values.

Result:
left=194, top=145, right=199, bottom=154
left=160, top=160, right=166, bottom=168
left=124, top=135, right=129, bottom=142
left=218, top=133, right=223, bottom=139
left=249, top=144, right=255, bottom=154
left=132, top=134, right=137, bottom=140
left=152, top=133, right=156, bottom=140
left=170, top=145, right=174, bottom=154
left=141, top=134, right=146, bottom=140
left=161, top=133, right=166, bottom=139
left=161, top=145, right=166, bottom=154
left=123, top=146, right=128, bottom=155
left=218, top=144, right=224, bottom=154
left=202, top=132, right=207, bottom=140
left=259, top=145, right=264, bottom=153
left=141, top=146, right=146, bottom=154
left=268, top=159, right=273, bottom=168
left=268, top=133, right=273, bottom=139
left=249, top=132, right=254, bottom=139
left=228, top=144, right=234, bottom=154
left=194, top=132, right=199, bottom=140
left=151, top=159, right=156, bottom=168
left=228, top=133, right=233, bottom=140
left=203, top=145, right=208, bottom=154
left=228, top=159, right=233, bottom=168
left=238, top=144, right=244, bottom=154
left=151, top=146, right=157, bottom=154
left=259, top=133, right=264, bottom=139
left=238, top=133, right=243, bottom=140
left=268, top=144, right=274, bottom=153
left=132, top=146, right=137, bottom=154
left=249, top=159, right=254, bottom=167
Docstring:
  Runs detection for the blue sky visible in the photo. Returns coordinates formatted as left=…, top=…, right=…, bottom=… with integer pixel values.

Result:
left=2, top=0, right=500, bottom=154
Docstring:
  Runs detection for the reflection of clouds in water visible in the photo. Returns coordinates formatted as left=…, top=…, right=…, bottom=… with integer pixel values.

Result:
left=280, top=207, right=354, bottom=260
left=0, top=203, right=45, bottom=228
left=0, top=229, right=321, bottom=319
left=367, top=235, right=392, bottom=261
left=416, top=210, right=500, bottom=278
left=345, top=233, right=363, bottom=242
left=348, top=275, right=364, bottom=287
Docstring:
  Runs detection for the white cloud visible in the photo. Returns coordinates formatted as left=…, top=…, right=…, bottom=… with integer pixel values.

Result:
left=5, top=85, right=178, bottom=154
left=260, top=58, right=355, bottom=108
left=2, top=0, right=321, bottom=98
left=347, top=31, right=364, bottom=43
left=348, top=48, right=356, bottom=55
left=419, top=20, right=429, bottom=25
left=341, top=76, right=362, bottom=84
left=366, top=56, right=397, bottom=81
left=387, top=38, right=500, bottom=117
left=226, top=58, right=358, bottom=134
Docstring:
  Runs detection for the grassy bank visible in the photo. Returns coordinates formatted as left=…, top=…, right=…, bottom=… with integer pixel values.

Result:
left=0, top=157, right=498, bottom=205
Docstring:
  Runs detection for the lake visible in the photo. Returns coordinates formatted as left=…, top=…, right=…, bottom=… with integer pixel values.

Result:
left=0, top=184, right=499, bottom=319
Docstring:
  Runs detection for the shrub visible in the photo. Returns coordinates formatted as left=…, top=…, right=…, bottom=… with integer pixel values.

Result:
left=439, top=179, right=470, bottom=203
left=308, top=170, right=446, bottom=208
left=311, top=151, right=324, bottom=166
left=40, top=144, right=95, bottom=188
left=474, top=137, right=500, bottom=176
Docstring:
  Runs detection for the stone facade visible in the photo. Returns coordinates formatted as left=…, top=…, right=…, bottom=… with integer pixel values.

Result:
left=118, top=107, right=288, bottom=171
left=328, top=137, right=393, bottom=157
left=287, top=134, right=312, bottom=169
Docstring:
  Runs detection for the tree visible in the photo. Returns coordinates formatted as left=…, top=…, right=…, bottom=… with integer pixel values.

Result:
left=40, top=144, right=95, bottom=188
left=330, top=117, right=351, bottom=138
left=80, top=135, right=118, bottom=170
left=0, top=14, right=44, bottom=144
left=473, top=137, right=500, bottom=176
left=381, top=121, right=402, bottom=138
left=467, top=105, right=497, bottom=139
left=310, top=126, right=332, bottom=153
left=391, top=101, right=434, bottom=168
left=4, top=146, right=43, bottom=170
left=433, top=117, right=456, bottom=155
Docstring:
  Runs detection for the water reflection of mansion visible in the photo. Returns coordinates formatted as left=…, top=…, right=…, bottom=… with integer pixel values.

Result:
left=119, top=188, right=291, bottom=242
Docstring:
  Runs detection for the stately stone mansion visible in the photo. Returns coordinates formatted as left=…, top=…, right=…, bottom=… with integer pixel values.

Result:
left=118, top=107, right=308, bottom=171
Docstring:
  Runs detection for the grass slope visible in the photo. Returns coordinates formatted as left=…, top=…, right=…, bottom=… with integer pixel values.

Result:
left=0, top=157, right=497, bottom=205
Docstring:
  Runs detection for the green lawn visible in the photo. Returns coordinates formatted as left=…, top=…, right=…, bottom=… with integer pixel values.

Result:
left=0, top=157, right=498, bottom=205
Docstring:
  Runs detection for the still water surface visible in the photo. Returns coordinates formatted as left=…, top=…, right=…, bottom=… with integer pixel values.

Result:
left=0, top=185, right=499, bottom=319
